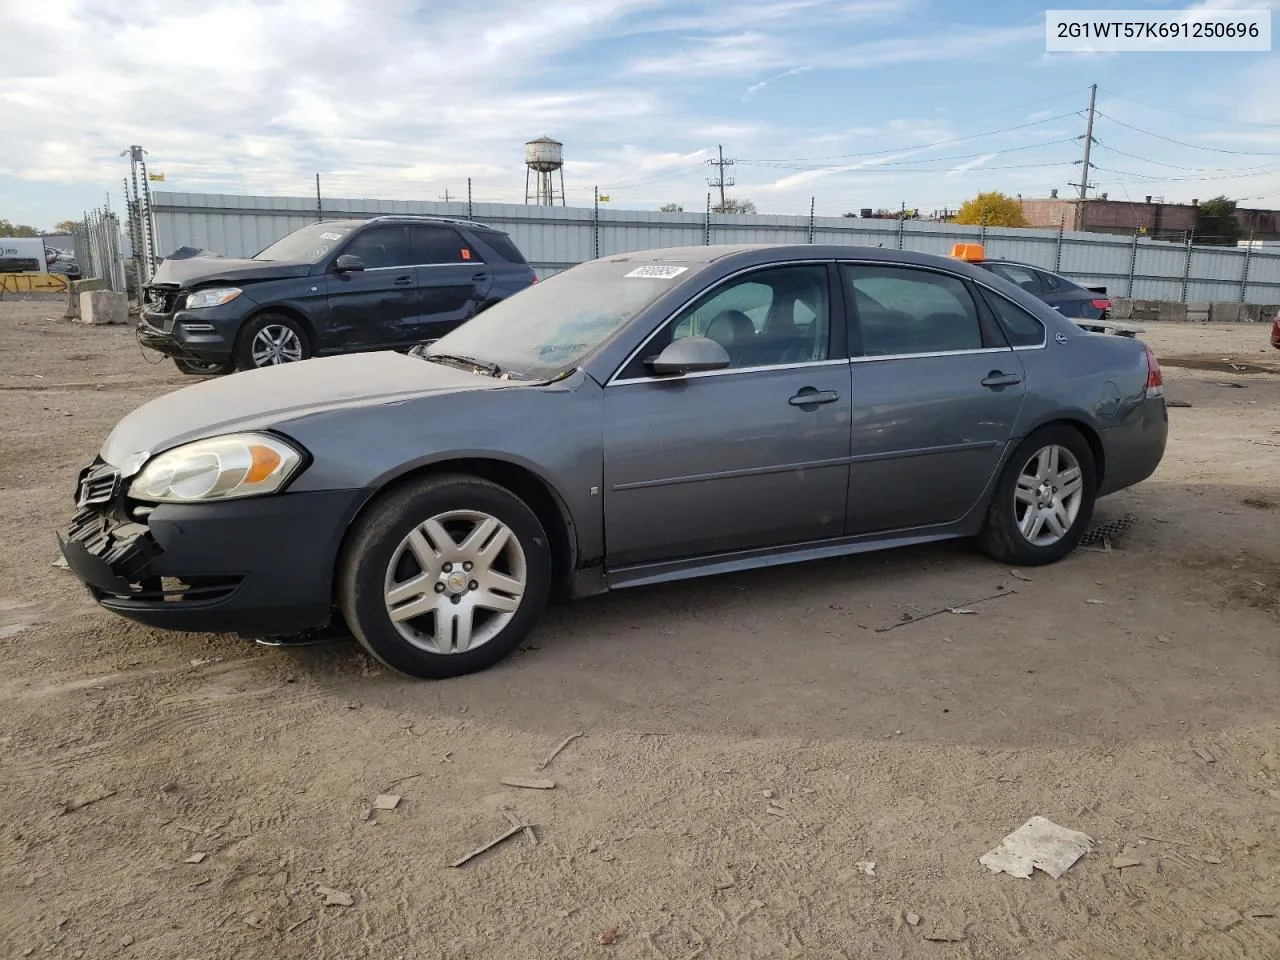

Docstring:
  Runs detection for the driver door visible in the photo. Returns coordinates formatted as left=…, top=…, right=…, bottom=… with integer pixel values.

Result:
left=325, top=225, right=421, bottom=349
left=602, top=263, right=852, bottom=569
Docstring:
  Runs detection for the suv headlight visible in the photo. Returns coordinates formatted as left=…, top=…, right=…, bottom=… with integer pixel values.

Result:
left=127, top=433, right=304, bottom=503
left=185, top=287, right=242, bottom=309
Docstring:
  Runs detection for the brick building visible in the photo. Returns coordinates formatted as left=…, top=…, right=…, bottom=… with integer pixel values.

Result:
left=1018, top=195, right=1279, bottom=243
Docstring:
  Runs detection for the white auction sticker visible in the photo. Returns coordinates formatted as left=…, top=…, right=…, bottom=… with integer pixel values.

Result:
left=624, top=265, right=690, bottom=279
left=1046, top=9, right=1271, bottom=52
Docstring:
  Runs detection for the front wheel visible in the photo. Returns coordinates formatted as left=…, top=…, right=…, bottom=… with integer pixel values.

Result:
left=977, top=425, right=1097, bottom=566
left=337, top=474, right=552, bottom=679
left=234, top=313, right=311, bottom=371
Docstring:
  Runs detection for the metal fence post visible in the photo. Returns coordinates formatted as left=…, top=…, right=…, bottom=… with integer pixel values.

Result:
left=467, top=177, right=473, bottom=220
left=1127, top=231, right=1139, bottom=298
left=897, top=215, right=905, bottom=250
left=807, top=197, right=815, bottom=244
left=1054, top=220, right=1064, bottom=272
left=592, top=186, right=600, bottom=260
left=1180, top=230, right=1194, bottom=303
left=1240, top=230, right=1254, bottom=303
left=979, top=214, right=987, bottom=250
left=704, top=192, right=711, bottom=245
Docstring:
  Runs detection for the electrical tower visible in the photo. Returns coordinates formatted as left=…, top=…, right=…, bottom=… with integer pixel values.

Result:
left=707, top=145, right=735, bottom=210
left=1069, top=83, right=1098, bottom=201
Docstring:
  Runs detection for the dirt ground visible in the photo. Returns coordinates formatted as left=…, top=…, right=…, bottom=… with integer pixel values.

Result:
left=2, top=295, right=1279, bottom=960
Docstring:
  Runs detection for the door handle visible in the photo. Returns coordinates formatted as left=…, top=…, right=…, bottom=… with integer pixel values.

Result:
left=981, top=371, right=1022, bottom=389
left=394, top=275, right=413, bottom=286
left=789, top=388, right=839, bottom=407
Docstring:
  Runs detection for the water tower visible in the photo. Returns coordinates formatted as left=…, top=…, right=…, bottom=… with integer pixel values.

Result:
left=525, top=136, right=565, bottom=206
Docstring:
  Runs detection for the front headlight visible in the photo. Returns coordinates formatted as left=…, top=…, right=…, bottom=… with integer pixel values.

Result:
left=127, top=433, right=304, bottom=503
left=185, top=287, right=242, bottom=309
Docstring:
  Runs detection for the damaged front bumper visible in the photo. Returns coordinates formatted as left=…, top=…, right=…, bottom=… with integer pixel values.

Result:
left=58, top=458, right=361, bottom=636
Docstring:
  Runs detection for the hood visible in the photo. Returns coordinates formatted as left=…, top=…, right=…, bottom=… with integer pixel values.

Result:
left=101, top=352, right=518, bottom=474
left=149, top=254, right=314, bottom=288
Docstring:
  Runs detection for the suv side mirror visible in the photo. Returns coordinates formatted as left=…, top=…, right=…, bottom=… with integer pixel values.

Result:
left=334, top=254, right=364, bottom=272
left=647, top=336, right=731, bottom=376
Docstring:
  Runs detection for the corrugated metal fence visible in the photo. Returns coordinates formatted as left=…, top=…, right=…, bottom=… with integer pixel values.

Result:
left=151, top=191, right=1280, bottom=306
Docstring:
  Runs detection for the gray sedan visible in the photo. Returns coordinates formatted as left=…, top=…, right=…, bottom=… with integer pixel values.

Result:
left=58, top=244, right=1168, bottom=679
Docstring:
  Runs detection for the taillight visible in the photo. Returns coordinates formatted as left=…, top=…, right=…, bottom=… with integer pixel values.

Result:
left=1091, top=299, right=1110, bottom=311
left=1142, top=341, right=1163, bottom=398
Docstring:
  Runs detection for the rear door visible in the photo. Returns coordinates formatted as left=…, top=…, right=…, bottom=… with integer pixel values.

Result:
left=840, top=262, right=1026, bottom=534
left=324, top=225, right=420, bottom=348
left=408, top=224, right=491, bottom=344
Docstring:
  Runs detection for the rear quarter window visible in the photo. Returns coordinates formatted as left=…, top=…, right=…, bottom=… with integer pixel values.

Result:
left=980, top=289, right=1046, bottom=347
left=477, top=232, right=529, bottom=264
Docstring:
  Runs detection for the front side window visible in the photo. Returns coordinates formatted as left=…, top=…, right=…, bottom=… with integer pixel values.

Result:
left=341, top=226, right=413, bottom=269
left=843, top=264, right=984, bottom=357
left=621, top=264, right=831, bottom=378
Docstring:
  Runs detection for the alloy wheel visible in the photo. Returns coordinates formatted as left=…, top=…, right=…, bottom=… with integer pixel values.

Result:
left=1013, top=444, right=1085, bottom=547
left=250, top=324, right=304, bottom=366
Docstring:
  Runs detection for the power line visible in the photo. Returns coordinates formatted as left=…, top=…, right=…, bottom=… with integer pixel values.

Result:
left=738, top=136, right=1078, bottom=171
left=1090, top=163, right=1280, bottom=184
left=1099, top=88, right=1280, bottom=129
left=1090, top=139, right=1280, bottom=173
left=1095, top=111, right=1280, bottom=157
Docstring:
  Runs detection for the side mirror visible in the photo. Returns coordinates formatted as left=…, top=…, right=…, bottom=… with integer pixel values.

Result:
left=646, top=336, right=731, bottom=376
left=334, top=254, right=364, bottom=272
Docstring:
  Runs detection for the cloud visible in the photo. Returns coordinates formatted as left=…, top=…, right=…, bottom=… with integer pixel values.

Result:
left=945, top=153, right=998, bottom=177
left=742, top=65, right=814, bottom=100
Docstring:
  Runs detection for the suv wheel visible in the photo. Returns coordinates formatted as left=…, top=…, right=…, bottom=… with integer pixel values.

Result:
left=235, top=313, right=311, bottom=371
left=338, top=474, right=552, bottom=679
left=172, top=357, right=235, bottom=376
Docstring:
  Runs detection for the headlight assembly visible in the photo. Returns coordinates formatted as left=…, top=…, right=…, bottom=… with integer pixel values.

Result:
left=127, top=433, right=304, bottom=503
left=185, top=287, right=242, bottom=309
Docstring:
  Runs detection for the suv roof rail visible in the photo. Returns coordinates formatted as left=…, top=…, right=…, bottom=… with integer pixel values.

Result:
left=364, top=214, right=495, bottom=230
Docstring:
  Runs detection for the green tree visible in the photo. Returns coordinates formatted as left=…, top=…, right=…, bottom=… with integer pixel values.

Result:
left=53, top=220, right=80, bottom=235
left=1194, top=195, right=1239, bottom=246
left=712, top=198, right=756, bottom=214
left=952, top=192, right=1029, bottom=228
left=659, top=202, right=684, bottom=213
left=0, top=219, right=41, bottom=237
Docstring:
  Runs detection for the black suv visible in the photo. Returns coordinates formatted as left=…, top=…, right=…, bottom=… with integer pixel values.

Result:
left=137, top=216, right=536, bottom=375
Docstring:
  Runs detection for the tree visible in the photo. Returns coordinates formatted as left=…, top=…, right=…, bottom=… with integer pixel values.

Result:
left=712, top=198, right=756, bottom=214
left=53, top=220, right=80, bottom=235
left=952, top=192, right=1029, bottom=228
left=1194, top=195, right=1239, bottom=246
left=659, top=202, right=684, bottom=213
left=0, top=219, right=41, bottom=238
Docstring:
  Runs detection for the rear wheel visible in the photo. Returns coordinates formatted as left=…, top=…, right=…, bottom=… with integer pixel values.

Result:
left=338, top=474, right=552, bottom=679
left=172, top=357, right=234, bottom=376
left=977, top=425, right=1097, bottom=566
left=234, top=313, right=311, bottom=371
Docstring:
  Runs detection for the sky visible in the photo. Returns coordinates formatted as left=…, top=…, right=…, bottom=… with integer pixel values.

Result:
left=2, top=0, right=1279, bottom=229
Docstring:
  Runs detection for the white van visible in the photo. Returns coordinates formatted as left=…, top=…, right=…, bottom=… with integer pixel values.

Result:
left=0, top=238, right=49, bottom=274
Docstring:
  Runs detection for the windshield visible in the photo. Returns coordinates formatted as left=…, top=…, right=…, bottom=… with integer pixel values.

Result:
left=424, top=259, right=694, bottom=379
left=253, top=221, right=364, bottom=262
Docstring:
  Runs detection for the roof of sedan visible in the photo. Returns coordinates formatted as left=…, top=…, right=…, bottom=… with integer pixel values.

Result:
left=601, top=243, right=977, bottom=272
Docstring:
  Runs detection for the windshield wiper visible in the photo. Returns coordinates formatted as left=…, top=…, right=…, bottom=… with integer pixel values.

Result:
left=422, top=353, right=502, bottom=376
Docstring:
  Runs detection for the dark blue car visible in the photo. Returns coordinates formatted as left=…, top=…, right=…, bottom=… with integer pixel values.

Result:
left=974, top=258, right=1111, bottom=321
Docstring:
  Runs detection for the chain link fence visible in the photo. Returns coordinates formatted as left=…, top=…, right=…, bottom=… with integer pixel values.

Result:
left=70, top=207, right=126, bottom=293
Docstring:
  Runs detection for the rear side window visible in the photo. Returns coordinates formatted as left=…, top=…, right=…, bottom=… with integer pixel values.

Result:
left=843, top=264, right=984, bottom=357
left=988, top=263, right=1043, bottom=295
left=412, top=225, right=478, bottom=264
left=980, top=289, right=1046, bottom=347
left=478, top=231, right=529, bottom=265
left=1038, top=269, right=1061, bottom=291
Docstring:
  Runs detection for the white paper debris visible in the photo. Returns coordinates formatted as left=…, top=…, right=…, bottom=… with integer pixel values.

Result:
left=979, top=816, right=1094, bottom=879
left=373, top=793, right=401, bottom=810
left=855, top=861, right=876, bottom=877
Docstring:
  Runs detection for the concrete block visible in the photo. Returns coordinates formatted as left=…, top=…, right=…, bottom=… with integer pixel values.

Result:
left=1262, top=304, right=1280, bottom=324
left=1156, top=302, right=1187, bottom=323
left=64, top=277, right=111, bottom=319
left=1128, top=299, right=1160, bottom=322
left=77, top=290, right=128, bottom=326
left=1209, top=302, right=1242, bottom=323
left=1109, top=298, right=1134, bottom=320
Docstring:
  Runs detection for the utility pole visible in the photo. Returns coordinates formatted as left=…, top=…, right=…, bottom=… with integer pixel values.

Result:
left=707, top=144, right=735, bottom=211
left=439, top=188, right=452, bottom=203
left=1071, top=83, right=1097, bottom=201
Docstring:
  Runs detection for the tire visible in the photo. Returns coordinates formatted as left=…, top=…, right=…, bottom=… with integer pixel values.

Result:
left=172, top=357, right=235, bottom=376
left=977, top=425, right=1097, bottom=566
left=234, top=313, right=311, bottom=371
left=337, top=474, right=552, bottom=679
